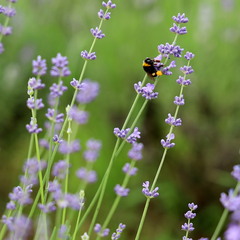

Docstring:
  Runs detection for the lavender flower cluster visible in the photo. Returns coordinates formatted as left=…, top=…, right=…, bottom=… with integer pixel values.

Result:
left=0, top=0, right=17, bottom=54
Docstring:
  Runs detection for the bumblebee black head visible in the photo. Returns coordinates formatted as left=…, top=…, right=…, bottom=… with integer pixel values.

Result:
left=144, top=57, right=153, bottom=64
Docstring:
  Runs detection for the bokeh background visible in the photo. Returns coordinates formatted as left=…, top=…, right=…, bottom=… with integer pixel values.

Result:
left=0, top=0, right=240, bottom=239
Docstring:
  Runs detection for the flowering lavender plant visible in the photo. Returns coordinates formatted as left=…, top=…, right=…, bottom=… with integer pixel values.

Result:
left=0, top=3, right=237, bottom=240
left=0, top=0, right=18, bottom=54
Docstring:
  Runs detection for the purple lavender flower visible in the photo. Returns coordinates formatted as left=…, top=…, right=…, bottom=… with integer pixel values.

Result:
left=64, top=193, right=84, bottom=210
left=184, top=51, right=195, bottom=60
left=48, top=180, right=61, bottom=193
left=158, top=43, right=184, bottom=58
left=112, top=223, right=126, bottom=240
left=2, top=6, right=16, bottom=17
left=9, top=185, right=33, bottom=205
left=6, top=201, right=16, bottom=210
left=39, top=138, right=49, bottom=149
left=231, top=165, right=240, bottom=182
left=181, top=223, right=194, bottom=231
left=142, top=181, right=159, bottom=198
left=53, top=134, right=63, bottom=144
left=220, top=189, right=240, bottom=211
left=98, top=9, right=111, bottom=20
left=23, top=158, right=47, bottom=175
left=184, top=211, right=196, bottom=219
left=26, top=117, right=42, bottom=134
left=174, top=95, right=185, bottom=105
left=0, top=25, right=12, bottom=35
left=7, top=215, right=32, bottom=239
left=76, top=79, right=100, bottom=104
left=180, top=66, right=194, bottom=75
left=38, top=201, right=56, bottom=213
left=225, top=224, right=240, bottom=240
left=50, top=53, right=71, bottom=77
left=128, top=142, right=143, bottom=160
left=94, top=224, right=110, bottom=237
left=2, top=215, right=13, bottom=230
left=49, top=81, right=68, bottom=98
left=102, top=0, right=116, bottom=8
left=81, top=50, right=97, bottom=60
left=76, top=168, right=97, bottom=183
left=0, top=6, right=5, bottom=13
left=160, top=133, right=175, bottom=148
left=32, top=56, right=47, bottom=76
left=181, top=202, right=197, bottom=238
left=113, top=127, right=130, bottom=138
left=176, top=76, right=192, bottom=86
left=46, top=108, right=64, bottom=123
left=134, top=82, right=158, bottom=100
left=126, top=127, right=141, bottom=144
left=162, top=60, right=176, bottom=75
left=20, top=175, right=38, bottom=186
left=114, top=184, right=130, bottom=197
left=172, top=13, right=189, bottom=23
left=58, top=225, right=68, bottom=239
left=27, top=97, right=44, bottom=110
left=94, top=223, right=102, bottom=233
left=122, top=163, right=138, bottom=176
left=52, top=160, right=70, bottom=179
left=68, top=106, right=89, bottom=125
left=58, top=140, right=80, bottom=154
left=0, top=43, right=4, bottom=54
left=90, top=27, right=105, bottom=39
left=28, top=77, right=45, bottom=91
left=170, top=23, right=187, bottom=35
left=165, top=113, right=182, bottom=126
left=83, top=139, right=102, bottom=162
left=188, top=203, right=198, bottom=211
left=70, top=78, right=85, bottom=90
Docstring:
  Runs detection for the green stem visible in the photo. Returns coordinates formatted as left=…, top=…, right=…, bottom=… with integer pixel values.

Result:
left=34, top=133, right=45, bottom=203
left=87, top=138, right=121, bottom=237
left=135, top=198, right=151, bottom=240
left=61, top=119, right=72, bottom=226
left=72, top=191, right=84, bottom=240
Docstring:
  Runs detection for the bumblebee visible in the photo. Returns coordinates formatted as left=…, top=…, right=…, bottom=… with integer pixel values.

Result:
left=142, top=57, right=164, bottom=78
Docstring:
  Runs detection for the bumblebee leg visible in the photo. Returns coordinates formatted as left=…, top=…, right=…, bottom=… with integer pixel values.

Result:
left=156, top=71, right=163, bottom=76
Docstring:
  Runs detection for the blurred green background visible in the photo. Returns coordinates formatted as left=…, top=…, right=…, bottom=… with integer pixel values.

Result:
left=1, top=0, right=240, bottom=239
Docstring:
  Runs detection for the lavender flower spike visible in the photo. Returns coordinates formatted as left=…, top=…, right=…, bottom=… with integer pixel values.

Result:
left=170, top=23, right=187, bottom=35
left=98, top=9, right=111, bottom=20
left=50, top=53, right=71, bottom=77
left=102, top=0, right=116, bottom=9
left=184, top=51, right=195, bottom=60
left=231, top=165, right=240, bottom=181
left=165, top=113, right=182, bottom=127
left=172, top=13, right=189, bottom=23
left=142, top=181, right=159, bottom=198
left=32, top=56, right=47, bottom=76
left=114, top=184, right=130, bottom=197
left=161, top=133, right=175, bottom=148
left=90, top=27, right=105, bottom=39
left=126, top=127, right=141, bottom=144
left=112, top=223, right=126, bottom=240
left=174, top=95, right=185, bottom=105
left=134, top=82, right=158, bottom=100
left=81, top=50, right=97, bottom=60
left=114, top=127, right=130, bottom=138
